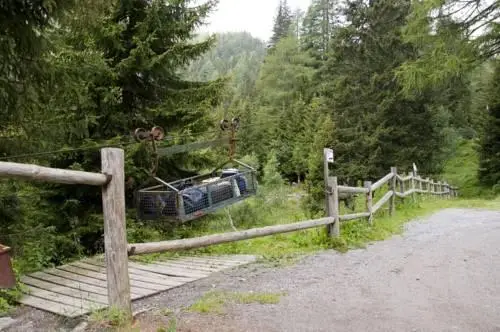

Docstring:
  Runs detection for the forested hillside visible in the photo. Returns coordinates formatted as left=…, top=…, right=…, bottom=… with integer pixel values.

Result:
left=1, top=0, right=500, bottom=278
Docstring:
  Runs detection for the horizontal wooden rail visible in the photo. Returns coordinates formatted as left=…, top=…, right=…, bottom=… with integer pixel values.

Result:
left=338, top=185, right=369, bottom=194
left=339, top=212, right=371, bottom=221
left=128, top=217, right=335, bottom=255
left=372, top=190, right=394, bottom=213
left=371, top=172, right=394, bottom=191
left=0, top=161, right=109, bottom=186
left=395, top=189, right=418, bottom=198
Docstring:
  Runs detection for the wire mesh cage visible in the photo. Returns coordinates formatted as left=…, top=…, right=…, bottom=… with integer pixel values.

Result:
left=136, top=164, right=258, bottom=222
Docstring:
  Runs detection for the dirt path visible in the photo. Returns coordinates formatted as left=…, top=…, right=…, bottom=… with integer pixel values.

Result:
left=5, top=208, right=500, bottom=331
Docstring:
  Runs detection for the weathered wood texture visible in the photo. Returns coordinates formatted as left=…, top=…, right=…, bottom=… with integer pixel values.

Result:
left=373, top=190, right=394, bottom=214
left=338, top=185, right=369, bottom=194
left=328, top=176, right=340, bottom=237
left=371, top=172, right=395, bottom=191
left=128, top=217, right=335, bottom=255
left=365, top=181, right=373, bottom=224
left=389, top=167, right=397, bottom=215
left=0, top=162, right=108, bottom=186
left=18, top=255, right=256, bottom=318
left=339, top=212, right=371, bottom=221
left=101, top=148, right=131, bottom=316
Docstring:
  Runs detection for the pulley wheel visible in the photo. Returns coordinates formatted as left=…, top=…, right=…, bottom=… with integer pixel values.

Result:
left=151, top=126, right=165, bottom=141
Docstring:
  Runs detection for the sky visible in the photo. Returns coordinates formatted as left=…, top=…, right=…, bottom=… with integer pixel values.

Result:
left=200, top=0, right=312, bottom=41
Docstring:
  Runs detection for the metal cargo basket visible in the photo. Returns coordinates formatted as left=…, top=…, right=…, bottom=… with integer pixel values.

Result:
left=136, top=162, right=258, bottom=222
left=0, top=244, right=16, bottom=289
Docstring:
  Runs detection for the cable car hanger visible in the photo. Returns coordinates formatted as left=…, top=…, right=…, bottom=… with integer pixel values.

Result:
left=134, top=118, right=258, bottom=223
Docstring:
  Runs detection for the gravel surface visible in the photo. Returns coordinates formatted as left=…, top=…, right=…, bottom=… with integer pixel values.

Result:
left=4, top=208, right=500, bottom=332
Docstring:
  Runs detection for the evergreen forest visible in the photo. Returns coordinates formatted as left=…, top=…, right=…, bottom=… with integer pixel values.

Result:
left=1, top=0, right=500, bottom=290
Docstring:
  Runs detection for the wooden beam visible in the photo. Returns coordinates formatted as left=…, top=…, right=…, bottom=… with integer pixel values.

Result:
left=389, top=167, right=397, bottom=215
left=373, top=190, right=394, bottom=214
left=328, top=177, right=340, bottom=237
left=338, top=185, right=369, bottom=194
left=100, top=148, right=132, bottom=318
left=0, top=161, right=109, bottom=186
left=339, top=212, right=371, bottom=221
left=128, top=217, right=335, bottom=256
left=371, top=172, right=394, bottom=192
left=365, top=181, right=373, bottom=224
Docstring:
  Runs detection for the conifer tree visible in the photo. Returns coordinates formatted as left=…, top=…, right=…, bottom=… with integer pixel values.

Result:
left=478, top=61, right=500, bottom=188
left=269, top=0, right=293, bottom=48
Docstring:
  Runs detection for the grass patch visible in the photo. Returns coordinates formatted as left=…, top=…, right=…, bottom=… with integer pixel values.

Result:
left=188, top=290, right=284, bottom=314
left=89, top=307, right=133, bottom=329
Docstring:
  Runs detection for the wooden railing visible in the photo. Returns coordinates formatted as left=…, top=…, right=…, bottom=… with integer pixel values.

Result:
left=0, top=148, right=132, bottom=317
left=0, top=149, right=458, bottom=319
left=327, top=167, right=458, bottom=228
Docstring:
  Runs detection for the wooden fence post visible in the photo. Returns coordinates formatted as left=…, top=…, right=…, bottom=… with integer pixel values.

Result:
left=364, top=181, right=373, bottom=224
left=101, top=148, right=132, bottom=318
left=399, top=173, right=404, bottom=196
left=389, top=167, right=397, bottom=216
left=409, top=172, right=416, bottom=203
left=327, top=177, right=340, bottom=237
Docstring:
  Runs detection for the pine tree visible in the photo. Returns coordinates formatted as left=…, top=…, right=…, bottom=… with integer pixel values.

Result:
left=478, top=61, right=500, bottom=188
left=301, top=0, right=341, bottom=60
left=269, top=0, right=293, bottom=49
left=252, top=37, right=316, bottom=178
left=321, top=0, right=450, bottom=181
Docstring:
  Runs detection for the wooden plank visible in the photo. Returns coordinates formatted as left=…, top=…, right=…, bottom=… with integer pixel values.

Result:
left=57, top=265, right=163, bottom=291
left=170, top=257, right=242, bottom=268
left=365, top=181, right=373, bottom=224
left=101, top=148, right=131, bottom=317
left=0, top=161, right=108, bottom=186
left=18, top=296, right=88, bottom=318
left=153, top=261, right=222, bottom=272
left=39, top=269, right=149, bottom=297
left=371, top=172, right=394, bottom=191
left=85, top=259, right=196, bottom=283
left=339, top=212, right=371, bottom=221
left=327, top=177, right=339, bottom=237
left=27, top=271, right=108, bottom=296
left=74, top=261, right=185, bottom=287
left=22, top=286, right=105, bottom=311
left=337, top=185, right=369, bottom=194
left=373, top=190, right=394, bottom=214
left=389, top=167, right=397, bottom=216
left=21, top=276, right=109, bottom=304
left=175, top=255, right=255, bottom=265
left=127, top=262, right=207, bottom=279
left=128, top=217, right=335, bottom=255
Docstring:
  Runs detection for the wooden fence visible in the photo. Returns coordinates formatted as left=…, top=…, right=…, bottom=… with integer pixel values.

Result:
left=0, top=148, right=458, bottom=319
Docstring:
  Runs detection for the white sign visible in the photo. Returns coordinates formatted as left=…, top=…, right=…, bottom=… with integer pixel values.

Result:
left=324, top=148, right=334, bottom=163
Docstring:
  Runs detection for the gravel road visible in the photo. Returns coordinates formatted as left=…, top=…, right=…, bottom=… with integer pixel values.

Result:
left=4, top=208, right=500, bottom=332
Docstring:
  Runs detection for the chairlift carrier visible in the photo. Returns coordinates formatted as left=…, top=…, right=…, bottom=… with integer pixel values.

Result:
left=135, top=119, right=258, bottom=222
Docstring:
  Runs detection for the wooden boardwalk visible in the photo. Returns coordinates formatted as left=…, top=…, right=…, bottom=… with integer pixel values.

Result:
left=17, top=255, right=257, bottom=318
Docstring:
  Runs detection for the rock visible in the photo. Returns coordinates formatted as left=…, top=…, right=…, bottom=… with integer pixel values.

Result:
left=71, top=321, right=88, bottom=332
left=0, top=317, right=16, bottom=331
